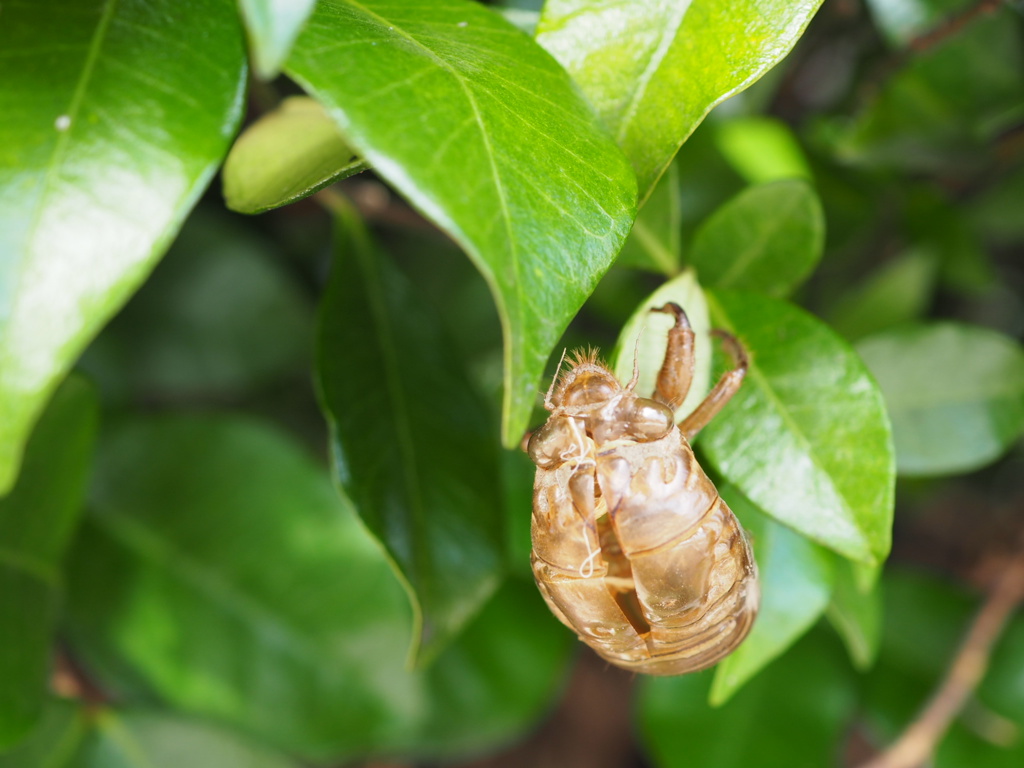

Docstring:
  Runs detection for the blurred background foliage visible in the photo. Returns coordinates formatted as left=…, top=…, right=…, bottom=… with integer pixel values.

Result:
left=2, top=0, right=1024, bottom=766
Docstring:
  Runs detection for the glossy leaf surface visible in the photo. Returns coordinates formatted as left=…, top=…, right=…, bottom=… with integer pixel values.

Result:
left=239, top=0, right=317, bottom=78
left=856, top=323, right=1024, bottom=476
left=0, top=377, right=96, bottom=747
left=536, top=0, right=824, bottom=199
left=612, top=270, right=711, bottom=422
left=701, top=291, right=895, bottom=564
left=0, top=0, right=246, bottom=493
left=689, top=180, right=824, bottom=298
left=317, top=209, right=504, bottom=664
left=286, top=0, right=637, bottom=447
left=640, top=632, right=856, bottom=768
left=223, top=97, right=366, bottom=214
left=64, top=416, right=567, bottom=761
left=709, top=485, right=835, bottom=705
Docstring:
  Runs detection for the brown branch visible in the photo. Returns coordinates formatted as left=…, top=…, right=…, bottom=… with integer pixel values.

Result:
left=906, top=0, right=1007, bottom=55
left=856, top=548, right=1024, bottom=768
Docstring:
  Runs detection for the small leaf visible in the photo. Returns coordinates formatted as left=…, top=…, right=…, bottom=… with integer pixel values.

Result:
left=223, top=96, right=367, bottom=214
left=701, top=290, right=895, bottom=564
left=640, top=631, right=857, bottom=768
left=285, top=0, right=637, bottom=447
left=714, top=117, right=813, bottom=185
left=856, top=323, right=1024, bottom=477
left=611, top=270, right=712, bottom=423
left=709, top=484, right=836, bottom=705
left=65, top=416, right=568, bottom=761
left=828, top=250, right=937, bottom=342
left=827, top=559, right=883, bottom=670
left=0, top=376, right=97, bottom=748
left=536, top=0, right=824, bottom=200
left=689, top=180, right=825, bottom=298
left=0, top=0, right=246, bottom=493
left=317, top=207, right=504, bottom=664
left=616, top=160, right=682, bottom=275
left=238, top=0, right=317, bottom=78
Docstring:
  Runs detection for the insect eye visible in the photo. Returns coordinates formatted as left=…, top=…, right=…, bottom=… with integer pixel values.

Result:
left=562, top=373, right=617, bottom=407
left=627, top=399, right=673, bottom=441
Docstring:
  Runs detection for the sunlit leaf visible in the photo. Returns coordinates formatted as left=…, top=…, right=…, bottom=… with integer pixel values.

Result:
left=238, top=0, right=317, bottom=78
left=285, top=0, right=637, bottom=447
left=856, top=323, right=1024, bottom=476
left=223, top=96, right=366, bottom=214
left=689, top=180, right=824, bottom=298
left=0, top=0, right=246, bottom=493
left=714, top=117, right=812, bottom=185
left=317, top=206, right=504, bottom=664
left=640, top=631, right=856, bottom=767
left=701, top=291, right=895, bottom=564
left=0, top=376, right=96, bottom=747
left=709, top=485, right=836, bottom=705
left=536, top=0, right=824, bottom=200
left=65, top=416, right=568, bottom=761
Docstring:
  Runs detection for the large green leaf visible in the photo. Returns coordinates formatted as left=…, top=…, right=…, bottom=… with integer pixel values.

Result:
left=700, top=291, right=895, bottom=564
left=856, top=323, right=1024, bottom=477
left=536, top=0, right=824, bottom=200
left=317, top=207, right=504, bottom=664
left=709, top=484, right=835, bottom=705
left=285, top=0, right=637, bottom=447
left=0, top=376, right=96, bottom=748
left=0, top=0, right=247, bottom=494
left=640, top=631, right=857, bottom=768
left=64, top=416, right=568, bottom=761
left=689, top=180, right=824, bottom=298
left=223, top=97, right=367, bottom=214
left=238, top=0, right=317, bottom=78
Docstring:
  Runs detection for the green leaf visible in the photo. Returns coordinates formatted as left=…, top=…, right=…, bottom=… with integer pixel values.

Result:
left=709, top=484, right=836, bottom=705
left=689, top=180, right=825, bottom=298
left=616, top=160, right=682, bottom=275
left=640, top=631, right=857, bottom=768
left=536, top=0, right=824, bottom=200
left=223, top=96, right=367, bottom=214
left=0, top=376, right=97, bottom=748
left=238, top=0, right=316, bottom=78
left=611, top=269, right=712, bottom=423
left=69, top=710, right=299, bottom=768
left=317, top=207, right=504, bottom=664
left=0, top=0, right=247, bottom=494
left=713, top=117, right=813, bottom=185
left=0, top=699, right=84, bottom=768
left=285, top=0, right=637, bottom=448
left=79, top=207, right=314, bottom=401
left=856, top=323, right=1024, bottom=477
left=827, top=559, right=883, bottom=670
left=64, top=416, right=568, bottom=761
left=828, top=250, right=937, bottom=342
left=701, top=290, right=895, bottom=564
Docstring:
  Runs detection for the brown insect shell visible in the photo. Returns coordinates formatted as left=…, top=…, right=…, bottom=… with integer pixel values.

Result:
left=528, top=358, right=759, bottom=676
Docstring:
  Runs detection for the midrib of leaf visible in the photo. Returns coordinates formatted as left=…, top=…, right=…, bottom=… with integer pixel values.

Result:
left=96, top=713, right=159, bottom=768
left=614, top=0, right=691, bottom=145
left=92, top=509, right=326, bottom=666
left=707, top=293, right=871, bottom=558
left=0, top=546, right=57, bottom=585
left=710, top=195, right=805, bottom=289
left=629, top=217, right=676, bottom=274
left=15, top=0, right=119, bottom=291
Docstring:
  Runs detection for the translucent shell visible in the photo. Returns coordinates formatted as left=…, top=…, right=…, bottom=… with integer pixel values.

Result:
left=528, top=355, right=759, bottom=676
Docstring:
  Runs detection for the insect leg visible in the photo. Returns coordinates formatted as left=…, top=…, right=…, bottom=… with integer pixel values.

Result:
left=650, top=302, right=695, bottom=410
left=677, top=329, right=749, bottom=440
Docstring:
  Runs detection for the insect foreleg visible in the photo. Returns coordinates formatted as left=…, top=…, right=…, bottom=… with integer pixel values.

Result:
left=650, top=302, right=695, bottom=410
left=678, top=329, right=749, bottom=440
